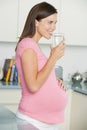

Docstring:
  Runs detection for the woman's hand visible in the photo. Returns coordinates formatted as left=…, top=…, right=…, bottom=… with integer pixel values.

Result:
left=57, top=78, right=67, bottom=91
left=50, top=40, right=66, bottom=64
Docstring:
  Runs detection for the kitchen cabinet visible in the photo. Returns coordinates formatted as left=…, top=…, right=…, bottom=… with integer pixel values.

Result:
left=0, top=0, right=18, bottom=42
left=0, top=88, right=21, bottom=113
left=0, top=0, right=87, bottom=46
left=60, top=0, right=87, bottom=46
left=65, top=90, right=87, bottom=130
left=18, top=0, right=61, bottom=44
left=69, top=91, right=87, bottom=130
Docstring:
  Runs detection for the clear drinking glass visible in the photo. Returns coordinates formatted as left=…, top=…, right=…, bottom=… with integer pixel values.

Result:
left=52, top=33, right=64, bottom=47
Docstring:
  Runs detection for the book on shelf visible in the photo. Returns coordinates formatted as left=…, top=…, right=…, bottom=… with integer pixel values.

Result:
left=9, top=64, right=15, bottom=82
left=3, top=58, right=20, bottom=84
left=3, top=58, right=15, bottom=82
left=13, top=65, right=19, bottom=83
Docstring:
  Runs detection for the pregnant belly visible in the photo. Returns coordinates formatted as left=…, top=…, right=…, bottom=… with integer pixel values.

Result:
left=20, top=87, right=67, bottom=114
left=40, top=88, right=67, bottom=112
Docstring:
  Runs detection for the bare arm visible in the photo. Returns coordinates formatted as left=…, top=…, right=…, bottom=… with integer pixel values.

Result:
left=21, top=41, right=65, bottom=93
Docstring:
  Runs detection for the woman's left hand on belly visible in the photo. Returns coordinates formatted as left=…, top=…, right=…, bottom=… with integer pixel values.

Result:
left=57, top=78, right=67, bottom=91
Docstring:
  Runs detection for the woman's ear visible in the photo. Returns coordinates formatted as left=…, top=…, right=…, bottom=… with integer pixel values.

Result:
left=35, top=19, right=39, bottom=27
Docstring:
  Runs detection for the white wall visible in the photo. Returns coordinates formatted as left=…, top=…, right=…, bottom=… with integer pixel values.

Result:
left=0, top=42, right=87, bottom=80
left=0, top=42, right=16, bottom=68
left=39, top=44, right=87, bottom=80
left=62, top=45, right=87, bottom=80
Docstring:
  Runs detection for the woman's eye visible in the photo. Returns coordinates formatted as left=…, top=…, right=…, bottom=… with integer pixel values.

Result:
left=48, top=21, right=53, bottom=24
left=48, top=21, right=57, bottom=25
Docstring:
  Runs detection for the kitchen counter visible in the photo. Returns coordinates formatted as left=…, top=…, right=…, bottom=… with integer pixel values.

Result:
left=0, top=104, right=39, bottom=130
left=64, top=81, right=87, bottom=95
left=0, top=81, right=20, bottom=89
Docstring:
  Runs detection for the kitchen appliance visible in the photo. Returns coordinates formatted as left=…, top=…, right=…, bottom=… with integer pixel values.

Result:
left=71, top=72, right=83, bottom=84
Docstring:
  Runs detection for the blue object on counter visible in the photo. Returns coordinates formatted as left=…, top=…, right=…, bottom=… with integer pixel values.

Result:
left=0, top=104, right=39, bottom=130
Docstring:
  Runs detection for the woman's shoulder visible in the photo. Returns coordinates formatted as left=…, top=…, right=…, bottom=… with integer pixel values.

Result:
left=20, top=37, right=36, bottom=46
left=16, top=37, right=40, bottom=56
left=17, top=37, right=38, bottom=50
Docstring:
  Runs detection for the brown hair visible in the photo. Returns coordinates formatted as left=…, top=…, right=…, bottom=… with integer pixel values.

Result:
left=15, top=2, right=57, bottom=50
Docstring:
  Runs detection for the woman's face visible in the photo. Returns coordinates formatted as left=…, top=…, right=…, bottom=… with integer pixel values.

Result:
left=36, top=13, right=57, bottom=40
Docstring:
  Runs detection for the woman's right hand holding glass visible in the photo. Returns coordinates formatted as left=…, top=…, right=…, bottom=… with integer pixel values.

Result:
left=50, top=40, right=66, bottom=64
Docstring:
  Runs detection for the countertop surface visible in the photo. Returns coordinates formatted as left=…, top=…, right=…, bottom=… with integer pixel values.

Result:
left=0, top=104, right=39, bottom=130
left=64, top=81, right=87, bottom=95
left=0, top=81, right=20, bottom=89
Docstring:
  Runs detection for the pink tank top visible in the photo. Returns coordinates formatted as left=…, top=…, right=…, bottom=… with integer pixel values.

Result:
left=15, top=38, right=67, bottom=124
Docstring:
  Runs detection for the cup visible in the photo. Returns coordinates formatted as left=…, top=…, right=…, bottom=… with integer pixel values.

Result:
left=52, top=33, right=64, bottom=47
left=55, top=65, right=63, bottom=80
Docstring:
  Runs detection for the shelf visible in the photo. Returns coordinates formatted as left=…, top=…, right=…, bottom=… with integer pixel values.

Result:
left=0, top=81, right=20, bottom=89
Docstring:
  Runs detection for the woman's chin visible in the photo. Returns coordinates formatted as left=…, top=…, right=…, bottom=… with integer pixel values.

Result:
left=45, top=36, right=51, bottom=40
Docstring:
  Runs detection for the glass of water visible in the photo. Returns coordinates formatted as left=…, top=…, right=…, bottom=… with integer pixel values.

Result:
left=52, top=33, right=64, bottom=47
